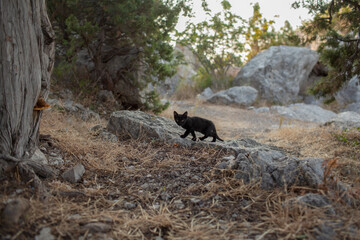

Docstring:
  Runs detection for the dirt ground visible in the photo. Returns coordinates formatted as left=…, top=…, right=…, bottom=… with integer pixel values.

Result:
left=0, top=102, right=359, bottom=240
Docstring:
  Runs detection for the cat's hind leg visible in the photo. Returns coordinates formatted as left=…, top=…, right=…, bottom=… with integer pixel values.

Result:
left=199, top=135, right=208, bottom=141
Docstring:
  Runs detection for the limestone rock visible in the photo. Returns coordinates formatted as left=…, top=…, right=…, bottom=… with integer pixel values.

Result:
left=197, top=87, right=214, bottom=101
left=157, top=45, right=200, bottom=98
left=82, top=222, right=111, bottom=233
left=233, top=148, right=324, bottom=190
left=343, top=102, right=360, bottom=114
left=107, top=110, right=327, bottom=190
left=325, top=111, right=360, bottom=129
left=234, top=46, right=319, bottom=104
left=335, top=75, right=360, bottom=106
left=206, top=86, right=258, bottom=107
left=62, top=100, right=100, bottom=121
left=97, top=90, right=116, bottom=103
left=288, top=193, right=336, bottom=215
left=30, top=148, right=48, bottom=165
left=107, top=110, right=193, bottom=146
left=62, top=164, right=85, bottom=183
left=271, top=103, right=337, bottom=123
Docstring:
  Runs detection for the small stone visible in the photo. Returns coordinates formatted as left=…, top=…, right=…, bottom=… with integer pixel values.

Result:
left=30, top=148, right=48, bottom=165
left=35, top=227, right=55, bottom=240
left=67, top=214, right=81, bottom=220
left=123, top=201, right=137, bottom=210
left=49, top=156, right=64, bottom=166
left=190, top=198, right=201, bottom=204
left=98, top=131, right=118, bottom=142
left=222, top=155, right=235, bottom=161
left=160, top=193, right=172, bottom=201
left=97, top=90, right=116, bottom=103
left=152, top=203, right=160, bottom=210
left=127, top=166, right=135, bottom=170
left=1, top=198, right=30, bottom=226
left=49, top=152, right=58, bottom=157
left=82, top=222, right=111, bottom=233
left=174, top=199, right=185, bottom=209
left=289, top=193, right=336, bottom=215
left=62, top=164, right=85, bottom=183
left=90, top=125, right=103, bottom=132
left=216, top=161, right=229, bottom=169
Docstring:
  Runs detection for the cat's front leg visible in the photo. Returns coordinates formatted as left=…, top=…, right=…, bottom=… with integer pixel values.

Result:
left=191, top=131, right=197, bottom=141
left=180, top=129, right=190, bottom=138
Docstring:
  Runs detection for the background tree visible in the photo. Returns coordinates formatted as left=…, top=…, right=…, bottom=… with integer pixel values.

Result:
left=177, top=0, right=244, bottom=91
left=0, top=0, right=55, bottom=189
left=177, top=1, right=303, bottom=93
left=244, top=2, right=302, bottom=62
left=47, top=0, right=191, bottom=112
left=293, top=0, right=360, bottom=100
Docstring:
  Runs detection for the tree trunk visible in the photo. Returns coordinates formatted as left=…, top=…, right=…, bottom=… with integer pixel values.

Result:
left=0, top=0, right=55, bottom=159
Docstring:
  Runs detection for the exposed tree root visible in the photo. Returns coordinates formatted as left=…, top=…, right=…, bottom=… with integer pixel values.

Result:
left=0, top=154, right=55, bottom=197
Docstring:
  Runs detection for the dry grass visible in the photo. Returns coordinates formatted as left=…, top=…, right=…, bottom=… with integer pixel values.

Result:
left=1, top=109, right=360, bottom=239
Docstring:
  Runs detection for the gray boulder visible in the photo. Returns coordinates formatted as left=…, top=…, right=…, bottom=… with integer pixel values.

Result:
left=157, top=45, right=200, bottom=98
left=206, top=86, right=258, bottom=107
left=107, top=110, right=326, bottom=190
left=197, top=87, right=214, bottom=101
left=230, top=149, right=324, bottom=190
left=343, top=102, right=360, bottom=114
left=254, top=107, right=270, bottom=113
left=335, top=75, right=360, bottom=106
left=107, top=110, right=193, bottom=146
left=297, top=194, right=335, bottom=214
left=62, top=100, right=100, bottom=121
left=325, top=111, right=360, bottom=129
left=97, top=90, right=116, bottom=103
left=271, top=103, right=337, bottom=123
left=233, top=46, right=319, bottom=104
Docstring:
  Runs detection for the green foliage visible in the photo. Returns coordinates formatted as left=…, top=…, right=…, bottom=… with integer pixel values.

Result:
left=47, top=0, right=192, bottom=113
left=193, top=67, right=213, bottom=91
left=293, top=0, right=360, bottom=99
left=177, top=0, right=244, bottom=91
left=244, top=3, right=303, bottom=62
left=143, top=90, right=170, bottom=114
left=333, top=127, right=360, bottom=146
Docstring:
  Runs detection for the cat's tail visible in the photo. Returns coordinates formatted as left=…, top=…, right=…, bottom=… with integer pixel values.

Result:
left=216, top=134, right=224, bottom=142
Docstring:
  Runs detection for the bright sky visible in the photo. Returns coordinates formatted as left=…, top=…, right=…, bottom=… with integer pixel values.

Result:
left=176, top=0, right=312, bottom=31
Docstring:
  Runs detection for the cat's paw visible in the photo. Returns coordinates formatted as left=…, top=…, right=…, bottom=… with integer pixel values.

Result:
left=180, top=135, right=186, bottom=138
left=191, top=137, right=197, bottom=141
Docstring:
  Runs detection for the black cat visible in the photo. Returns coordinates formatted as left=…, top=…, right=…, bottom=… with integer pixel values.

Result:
left=174, top=111, right=224, bottom=142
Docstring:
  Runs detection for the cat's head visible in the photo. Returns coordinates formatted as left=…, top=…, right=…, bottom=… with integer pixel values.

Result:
left=174, top=111, right=188, bottom=126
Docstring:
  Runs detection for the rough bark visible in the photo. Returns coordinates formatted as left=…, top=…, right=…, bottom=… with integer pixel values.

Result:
left=0, top=0, right=55, bottom=159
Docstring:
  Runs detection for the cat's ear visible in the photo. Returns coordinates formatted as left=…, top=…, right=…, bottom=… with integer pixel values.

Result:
left=174, top=111, right=178, bottom=117
left=184, top=111, right=188, bottom=117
